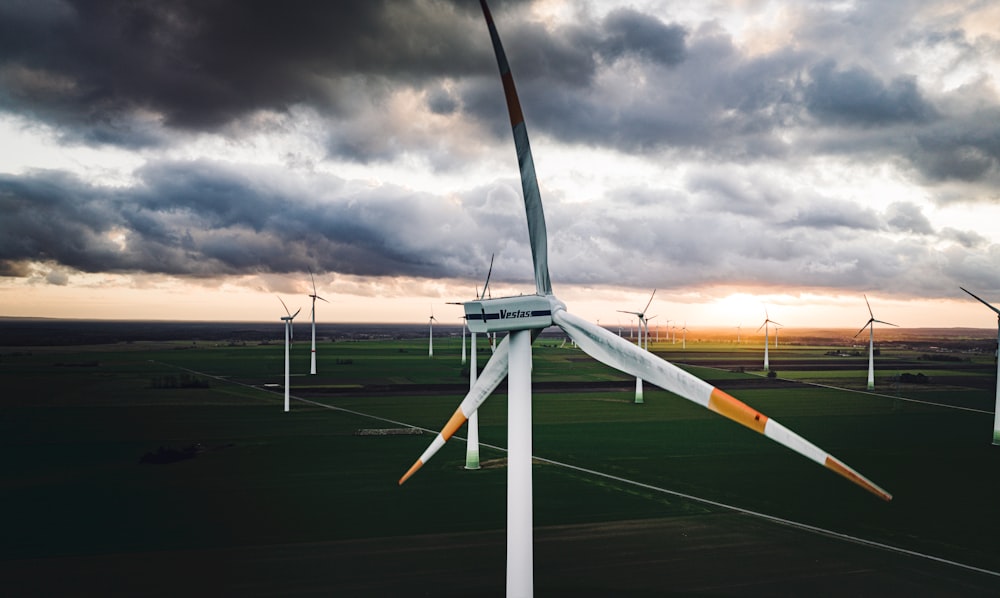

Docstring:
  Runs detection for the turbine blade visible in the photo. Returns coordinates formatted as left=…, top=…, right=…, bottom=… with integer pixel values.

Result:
left=481, top=0, right=551, bottom=296
left=756, top=321, right=766, bottom=333
left=481, top=253, right=495, bottom=300
left=642, top=289, right=657, bottom=315
left=769, top=320, right=783, bottom=327
left=316, top=295, right=330, bottom=303
left=277, top=296, right=291, bottom=317
left=960, top=287, right=1000, bottom=316
left=399, top=333, right=517, bottom=484
left=309, top=268, right=317, bottom=296
left=864, top=294, right=874, bottom=319
left=291, top=308, right=301, bottom=319
left=854, top=319, right=873, bottom=338
left=552, top=307, right=891, bottom=501
left=873, top=319, right=899, bottom=327
left=617, top=310, right=642, bottom=316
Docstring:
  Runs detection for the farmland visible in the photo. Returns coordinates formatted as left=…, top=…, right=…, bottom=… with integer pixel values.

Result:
left=2, top=322, right=999, bottom=595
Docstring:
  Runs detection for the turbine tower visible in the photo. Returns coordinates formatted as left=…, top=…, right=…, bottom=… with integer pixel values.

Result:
left=757, top=309, right=781, bottom=372
left=277, top=297, right=300, bottom=413
left=960, top=287, right=1000, bottom=444
left=682, top=322, right=688, bottom=350
left=617, top=289, right=656, bottom=404
left=854, top=295, right=898, bottom=391
left=307, top=270, right=329, bottom=375
left=736, top=324, right=741, bottom=344
left=399, top=5, right=890, bottom=597
left=428, top=307, right=436, bottom=357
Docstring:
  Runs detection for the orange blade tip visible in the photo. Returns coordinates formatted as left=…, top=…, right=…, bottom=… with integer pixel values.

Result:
left=398, top=460, right=424, bottom=486
left=826, top=457, right=892, bottom=502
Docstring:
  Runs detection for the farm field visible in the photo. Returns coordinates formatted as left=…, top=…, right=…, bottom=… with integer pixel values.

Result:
left=2, top=325, right=1000, bottom=595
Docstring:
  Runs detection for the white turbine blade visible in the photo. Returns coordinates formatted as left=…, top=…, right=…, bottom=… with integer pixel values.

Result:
left=617, top=310, right=642, bottom=316
left=864, top=294, right=874, bottom=319
left=552, top=307, right=891, bottom=501
left=854, top=319, right=874, bottom=338
left=481, top=252, right=495, bottom=300
left=316, top=295, right=330, bottom=303
left=277, top=296, right=291, bottom=317
left=642, top=289, right=657, bottom=315
left=960, top=287, right=1000, bottom=316
left=769, top=319, right=783, bottom=327
left=400, top=334, right=514, bottom=484
left=481, top=0, right=551, bottom=296
left=756, top=321, right=767, bottom=333
left=309, top=268, right=317, bottom=296
left=873, top=319, right=899, bottom=327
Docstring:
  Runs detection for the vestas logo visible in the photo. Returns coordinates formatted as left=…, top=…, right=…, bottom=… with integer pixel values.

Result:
left=499, top=309, right=533, bottom=319
left=496, top=308, right=551, bottom=319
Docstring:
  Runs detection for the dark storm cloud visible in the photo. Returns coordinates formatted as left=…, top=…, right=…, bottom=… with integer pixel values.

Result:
left=803, top=61, right=937, bottom=126
left=0, top=0, right=495, bottom=144
left=598, top=8, right=686, bottom=66
left=0, top=162, right=525, bottom=281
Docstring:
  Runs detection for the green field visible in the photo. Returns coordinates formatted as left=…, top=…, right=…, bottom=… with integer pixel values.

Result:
left=2, top=335, right=1000, bottom=595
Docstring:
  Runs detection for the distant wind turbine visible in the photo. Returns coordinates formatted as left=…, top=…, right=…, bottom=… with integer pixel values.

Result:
left=307, top=270, right=329, bottom=376
left=448, top=253, right=495, bottom=470
left=960, top=287, right=1000, bottom=444
left=617, top=289, right=656, bottom=404
left=736, top=324, right=742, bottom=344
left=757, top=309, right=781, bottom=372
left=428, top=306, right=436, bottom=357
left=399, top=5, right=890, bottom=596
left=682, top=322, right=688, bottom=350
left=278, top=297, right=300, bottom=413
left=854, top=295, right=898, bottom=391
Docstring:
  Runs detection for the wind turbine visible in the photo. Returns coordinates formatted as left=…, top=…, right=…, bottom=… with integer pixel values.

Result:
left=682, top=322, right=688, bottom=350
left=307, top=270, right=329, bottom=375
left=448, top=254, right=496, bottom=470
left=618, top=289, right=656, bottom=404
left=428, top=306, right=436, bottom=357
left=736, top=324, right=742, bottom=344
left=960, top=287, right=1000, bottom=444
left=773, top=323, right=781, bottom=348
left=277, top=297, right=300, bottom=413
left=854, top=295, right=898, bottom=391
left=399, top=4, right=891, bottom=596
left=757, top=309, right=781, bottom=372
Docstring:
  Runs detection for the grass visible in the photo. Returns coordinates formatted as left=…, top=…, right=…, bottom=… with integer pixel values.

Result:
left=2, top=335, right=1000, bottom=595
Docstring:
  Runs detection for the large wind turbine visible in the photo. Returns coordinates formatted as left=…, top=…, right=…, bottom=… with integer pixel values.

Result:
left=960, top=287, right=1000, bottom=444
left=307, top=270, right=329, bottom=375
left=277, top=297, right=300, bottom=413
left=757, top=309, right=781, bottom=372
left=617, top=289, right=656, bottom=404
left=399, top=4, right=891, bottom=596
left=854, top=295, right=898, bottom=391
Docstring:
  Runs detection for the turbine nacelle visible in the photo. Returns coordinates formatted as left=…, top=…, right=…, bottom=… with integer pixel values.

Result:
left=465, top=294, right=554, bottom=334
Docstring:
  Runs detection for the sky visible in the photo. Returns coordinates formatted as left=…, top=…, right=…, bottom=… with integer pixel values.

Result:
left=1, top=0, right=999, bottom=329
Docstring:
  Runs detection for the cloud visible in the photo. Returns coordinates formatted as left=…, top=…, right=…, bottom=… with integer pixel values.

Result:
left=803, top=61, right=938, bottom=126
left=885, top=201, right=933, bottom=234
